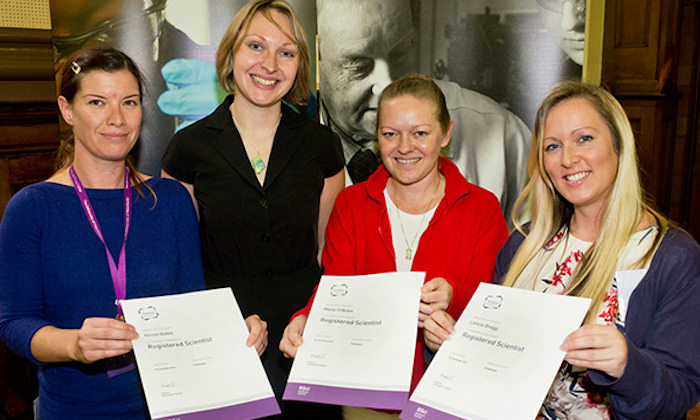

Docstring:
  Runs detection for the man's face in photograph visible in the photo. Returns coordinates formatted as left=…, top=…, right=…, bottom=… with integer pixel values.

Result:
left=318, top=0, right=417, bottom=149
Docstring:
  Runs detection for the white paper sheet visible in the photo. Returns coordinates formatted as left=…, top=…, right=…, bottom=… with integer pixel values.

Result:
left=401, top=283, right=591, bottom=420
left=121, top=288, right=280, bottom=420
left=284, top=272, right=425, bottom=409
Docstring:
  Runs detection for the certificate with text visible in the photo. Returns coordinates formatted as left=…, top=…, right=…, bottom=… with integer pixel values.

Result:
left=121, top=288, right=280, bottom=420
left=401, top=283, right=590, bottom=420
left=284, top=272, right=425, bottom=409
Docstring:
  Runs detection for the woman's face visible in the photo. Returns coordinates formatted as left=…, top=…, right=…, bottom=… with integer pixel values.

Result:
left=58, top=69, right=142, bottom=165
left=232, top=10, right=299, bottom=109
left=378, top=94, right=452, bottom=188
left=542, top=97, right=618, bottom=218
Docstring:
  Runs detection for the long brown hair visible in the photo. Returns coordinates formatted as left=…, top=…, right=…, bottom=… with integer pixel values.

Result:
left=56, top=47, right=153, bottom=198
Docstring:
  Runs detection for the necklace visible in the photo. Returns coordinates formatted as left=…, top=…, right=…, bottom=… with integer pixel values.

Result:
left=230, top=110, right=280, bottom=176
left=250, top=149, right=266, bottom=174
left=393, top=177, right=442, bottom=260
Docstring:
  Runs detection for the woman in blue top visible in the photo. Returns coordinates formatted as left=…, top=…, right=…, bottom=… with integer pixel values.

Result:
left=0, top=47, right=267, bottom=419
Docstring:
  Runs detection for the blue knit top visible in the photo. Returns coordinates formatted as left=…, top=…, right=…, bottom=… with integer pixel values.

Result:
left=0, top=178, right=205, bottom=419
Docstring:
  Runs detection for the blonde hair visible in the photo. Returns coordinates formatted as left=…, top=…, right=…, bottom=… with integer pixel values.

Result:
left=215, top=0, right=310, bottom=105
left=503, top=80, right=671, bottom=323
left=376, top=73, right=451, bottom=135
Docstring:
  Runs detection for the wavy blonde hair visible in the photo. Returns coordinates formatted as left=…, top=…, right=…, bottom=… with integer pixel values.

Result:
left=503, top=80, right=670, bottom=323
left=215, top=0, right=310, bottom=105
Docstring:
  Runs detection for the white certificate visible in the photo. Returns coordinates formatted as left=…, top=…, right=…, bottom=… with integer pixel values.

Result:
left=121, top=288, right=280, bottom=420
left=283, top=272, right=425, bottom=410
left=401, top=283, right=591, bottom=420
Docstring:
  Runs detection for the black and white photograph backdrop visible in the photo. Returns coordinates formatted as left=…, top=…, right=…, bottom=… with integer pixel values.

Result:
left=49, top=0, right=593, bottom=217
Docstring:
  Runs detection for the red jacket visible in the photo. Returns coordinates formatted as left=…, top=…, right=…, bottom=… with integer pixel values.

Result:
left=295, top=157, right=508, bottom=393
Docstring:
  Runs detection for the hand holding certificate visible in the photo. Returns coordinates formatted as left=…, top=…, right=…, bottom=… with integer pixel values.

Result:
left=284, top=272, right=425, bottom=409
left=121, top=288, right=280, bottom=420
left=401, top=283, right=590, bottom=420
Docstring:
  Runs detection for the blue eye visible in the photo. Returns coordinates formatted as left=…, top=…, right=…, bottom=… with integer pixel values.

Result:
left=544, top=143, right=559, bottom=151
left=381, top=131, right=396, bottom=138
left=249, top=42, right=262, bottom=51
left=280, top=50, right=295, bottom=58
left=579, top=135, right=593, bottom=142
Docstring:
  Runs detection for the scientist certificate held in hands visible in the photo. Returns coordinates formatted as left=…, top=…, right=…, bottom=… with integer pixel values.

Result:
left=121, top=288, right=280, bottom=420
left=284, top=272, right=425, bottom=410
left=401, top=283, right=591, bottom=420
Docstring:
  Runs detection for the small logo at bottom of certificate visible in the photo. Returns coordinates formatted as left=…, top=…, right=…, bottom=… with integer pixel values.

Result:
left=412, top=406, right=429, bottom=418
left=297, top=385, right=311, bottom=396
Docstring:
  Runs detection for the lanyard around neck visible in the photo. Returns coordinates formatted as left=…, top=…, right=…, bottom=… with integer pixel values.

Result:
left=68, top=165, right=132, bottom=319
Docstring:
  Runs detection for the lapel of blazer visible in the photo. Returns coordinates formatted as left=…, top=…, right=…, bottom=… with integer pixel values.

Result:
left=210, top=96, right=263, bottom=192
left=263, top=104, right=305, bottom=190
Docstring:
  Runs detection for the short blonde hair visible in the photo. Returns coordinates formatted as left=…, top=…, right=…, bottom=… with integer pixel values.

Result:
left=376, top=73, right=451, bottom=135
left=215, top=0, right=310, bottom=106
left=504, top=80, right=670, bottom=323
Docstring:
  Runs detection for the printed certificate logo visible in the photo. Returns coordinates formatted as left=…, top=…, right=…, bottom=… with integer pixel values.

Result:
left=483, top=295, right=503, bottom=309
left=138, top=305, right=159, bottom=320
left=330, top=283, right=348, bottom=296
left=412, top=406, right=429, bottom=418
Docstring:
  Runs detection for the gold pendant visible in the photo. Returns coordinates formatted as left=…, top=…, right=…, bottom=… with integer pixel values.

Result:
left=405, top=248, right=412, bottom=260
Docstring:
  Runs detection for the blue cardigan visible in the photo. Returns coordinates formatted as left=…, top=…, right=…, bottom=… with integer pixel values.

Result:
left=0, top=178, right=205, bottom=419
left=495, top=228, right=700, bottom=419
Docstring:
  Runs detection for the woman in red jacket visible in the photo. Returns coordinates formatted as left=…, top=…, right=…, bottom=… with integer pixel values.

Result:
left=280, top=74, right=509, bottom=418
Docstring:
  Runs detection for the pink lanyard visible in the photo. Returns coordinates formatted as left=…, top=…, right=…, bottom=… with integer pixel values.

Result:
left=69, top=165, right=132, bottom=319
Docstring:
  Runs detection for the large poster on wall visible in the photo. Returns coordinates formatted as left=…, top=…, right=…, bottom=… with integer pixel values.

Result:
left=49, top=0, right=317, bottom=177
left=49, top=0, right=587, bottom=217
left=317, top=0, right=587, bottom=220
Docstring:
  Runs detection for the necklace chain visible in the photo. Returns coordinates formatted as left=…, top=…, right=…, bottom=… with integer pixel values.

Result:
left=230, top=109, right=280, bottom=176
left=393, top=177, right=442, bottom=261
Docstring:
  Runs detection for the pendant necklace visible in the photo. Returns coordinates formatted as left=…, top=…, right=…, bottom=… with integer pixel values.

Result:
left=394, top=177, right=442, bottom=260
left=231, top=110, right=281, bottom=176
left=251, top=153, right=266, bottom=174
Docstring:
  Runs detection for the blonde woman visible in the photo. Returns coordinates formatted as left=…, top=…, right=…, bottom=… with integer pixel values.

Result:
left=161, top=1, right=344, bottom=417
left=426, top=81, right=700, bottom=419
left=282, top=74, right=508, bottom=419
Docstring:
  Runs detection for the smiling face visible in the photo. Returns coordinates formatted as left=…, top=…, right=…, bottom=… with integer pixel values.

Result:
left=58, top=69, right=141, bottom=166
left=232, top=10, right=299, bottom=110
left=542, top=97, right=618, bottom=218
left=378, top=94, right=452, bottom=189
left=318, top=0, right=417, bottom=148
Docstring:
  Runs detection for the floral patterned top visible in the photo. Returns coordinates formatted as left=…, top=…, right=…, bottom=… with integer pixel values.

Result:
left=518, top=226, right=659, bottom=419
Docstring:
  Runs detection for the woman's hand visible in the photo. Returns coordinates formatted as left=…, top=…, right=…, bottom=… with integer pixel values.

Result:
left=73, top=317, right=138, bottom=364
left=244, top=314, right=268, bottom=356
left=560, top=324, right=628, bottom=378
left=423, top=310, right=455, bottom=352
left=419, top=277, right=453, bottom=327
left=280, top=315, right=307, bottom=358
